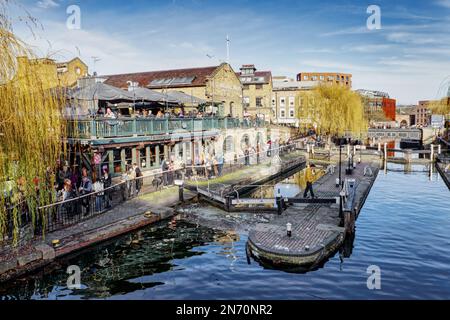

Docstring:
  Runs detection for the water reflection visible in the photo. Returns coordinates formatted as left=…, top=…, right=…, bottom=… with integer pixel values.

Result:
left=0, top=220, right=225, bottom=300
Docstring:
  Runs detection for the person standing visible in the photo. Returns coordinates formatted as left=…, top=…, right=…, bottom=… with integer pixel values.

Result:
left=217, top=153, right=224, bottom=177
left=127, top=164, right=136, bottom=197
left=102, top=168, right=112, bottom=208
left=78, top=168, right=93, bottom=216
left=161, top=158, right=169, bottom=187
left=92, top=176, right=104, bottom=212
left=303, top=164, right=316, bottom=199
left=133, top=163, right=143, bottom=194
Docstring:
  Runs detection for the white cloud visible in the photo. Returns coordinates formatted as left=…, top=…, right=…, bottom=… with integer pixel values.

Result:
left=436, top=0, right=450, bottom=8
left=36, top=0, right=60, bottom=9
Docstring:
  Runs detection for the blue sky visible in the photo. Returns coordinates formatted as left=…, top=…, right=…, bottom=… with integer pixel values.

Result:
left=9, top=0, right=450, bottom=104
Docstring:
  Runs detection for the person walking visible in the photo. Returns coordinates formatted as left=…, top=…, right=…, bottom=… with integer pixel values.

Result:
left=303, top=164, right=316, bottom=199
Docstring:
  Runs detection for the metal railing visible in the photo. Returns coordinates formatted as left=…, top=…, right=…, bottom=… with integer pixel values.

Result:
left=67, top=117, right=266, bottom=139
left=1, top=141, right=304, bottom=244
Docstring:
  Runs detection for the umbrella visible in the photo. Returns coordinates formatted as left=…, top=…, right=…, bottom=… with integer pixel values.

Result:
left=70, top=82, right=138, bottom=101
left=132, top=87, right=180, bottom=104
left=164, top=90, right=206, bottom=105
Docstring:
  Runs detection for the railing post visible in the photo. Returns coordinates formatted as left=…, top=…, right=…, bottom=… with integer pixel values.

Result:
left=132, top=119, right=137, bottom=137
left=90, top=119, right=97, bottom=139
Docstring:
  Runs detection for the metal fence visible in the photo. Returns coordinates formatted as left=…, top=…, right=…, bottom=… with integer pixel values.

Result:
left=67, top=117, right=267, bottom=139
left=1, top=140, right=303, bottom=244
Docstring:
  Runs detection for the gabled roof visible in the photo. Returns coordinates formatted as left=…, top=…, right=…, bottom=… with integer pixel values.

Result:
left=103, top=65, right=221, bottom=89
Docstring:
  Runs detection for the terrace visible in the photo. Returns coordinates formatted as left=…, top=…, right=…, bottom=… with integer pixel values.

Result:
left=67, top=117, right=266, bottom=143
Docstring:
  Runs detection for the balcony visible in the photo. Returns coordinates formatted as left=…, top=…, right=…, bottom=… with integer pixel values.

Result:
left=67, top=117, right=265, bottom=141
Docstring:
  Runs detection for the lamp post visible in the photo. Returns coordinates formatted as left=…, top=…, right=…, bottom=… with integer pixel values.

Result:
left=338, top=141, right=342, bottom=188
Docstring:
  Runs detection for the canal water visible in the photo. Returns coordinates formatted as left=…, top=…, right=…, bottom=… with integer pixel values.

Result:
left=0, top=163, right=449, bottom=300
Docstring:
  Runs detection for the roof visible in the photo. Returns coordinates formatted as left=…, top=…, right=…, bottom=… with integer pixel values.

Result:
left=237, top=71, right=272, bottom=84
left=103, top=65, right=220, bottom=89
left=273, top=80, right=319, bottom=90
left=56, top=57, right=88, bottom=68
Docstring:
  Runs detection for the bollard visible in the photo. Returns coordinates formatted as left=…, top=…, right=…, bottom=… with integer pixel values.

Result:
left=431, top=144, right=434, bottom=162
left=384, top=143, right=388, bottom=160
left=287, top=223, right=292, bottom=238
left=175, top=180, right=184, bottom=202
left=438, top=144, right=441, bottom=155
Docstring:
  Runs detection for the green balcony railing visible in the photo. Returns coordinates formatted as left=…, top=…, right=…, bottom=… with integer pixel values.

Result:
left=67, top=117, right=266, bottom=140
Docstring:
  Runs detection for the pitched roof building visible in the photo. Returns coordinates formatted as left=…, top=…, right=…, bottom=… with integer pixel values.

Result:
left=103, top=63, right=243, bottom=117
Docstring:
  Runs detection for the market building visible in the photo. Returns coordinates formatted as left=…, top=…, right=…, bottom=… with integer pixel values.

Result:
left=103, top=63, right=243, bottom=118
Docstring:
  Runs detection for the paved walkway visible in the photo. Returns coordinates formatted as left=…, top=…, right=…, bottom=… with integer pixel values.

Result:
left=248, top=160, right=379, bottom=267
left=0, top=186, right=195, bottom=282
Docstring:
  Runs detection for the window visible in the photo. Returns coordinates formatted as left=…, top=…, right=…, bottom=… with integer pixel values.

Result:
left=280, top=109, right=286, bottom=118
left=336, top=75, right=340, bottom=80
left=312, top=75, right=318, bottom=81
left=289, top=96, right=295, bottom=107
left=320, top=75, right=324, bottom=80
left=243, top=84, right=249, bottom=90
left=272, top=97, right=276, bottom=107
left=280, top=97, right=286, bottom=107
left=243, top=96, right=250, bottom=104
left=303, top=75, right=309, bottom=80
left=256, top=84, right=263, bottom=90
left=75, top=67, right=81, bottom=75
left=289, top=109, right=295, bottom=118
left=256, top=97, right=263, bottom=107
left=328, top=76, right=334, bottom=81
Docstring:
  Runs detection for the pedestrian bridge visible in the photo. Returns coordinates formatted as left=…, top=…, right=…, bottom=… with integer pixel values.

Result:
left=367, top=128, right=422, bottom=141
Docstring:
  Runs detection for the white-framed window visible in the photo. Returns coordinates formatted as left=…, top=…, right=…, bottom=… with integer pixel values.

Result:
left=289, top=109, right=295, bottom=118
left=243, top=96, right=250, bottom=104
left=312, top=75, right=318, bottom=81
left=280, top=97, right=286, bottom=107
left=320, top=75, right=324, bottom=80
left=303, top=75, right=309, bottom=80
left=272, top=97, right=276, bottom=107
left=280, top=109, right=286, bottom=118
left=289, top=96, right=295, bottom=107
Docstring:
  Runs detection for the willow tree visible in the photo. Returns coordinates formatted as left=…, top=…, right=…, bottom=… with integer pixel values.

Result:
left=0, top=3, right=65, bottom=243
left=299, top=83, right=368, bottom=143
left=428, top=97, right=450, bottom=116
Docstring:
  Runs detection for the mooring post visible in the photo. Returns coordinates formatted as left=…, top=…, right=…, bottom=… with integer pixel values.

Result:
left=438, top=144, right=442, bottom=155
left=175, top=180, right=184, bottom=202
left=384, top=143, right=388, bottom=160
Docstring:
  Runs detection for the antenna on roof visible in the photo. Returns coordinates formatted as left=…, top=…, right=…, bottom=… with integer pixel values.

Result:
left=226, top=35, right=230, bottom=64
left=91, top=56, right=101, bottom=76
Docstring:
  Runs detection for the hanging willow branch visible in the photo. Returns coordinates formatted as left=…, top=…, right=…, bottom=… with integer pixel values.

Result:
left=0, top=2, right=66, bottom=244
left=300, top=83, right=368, bottom=138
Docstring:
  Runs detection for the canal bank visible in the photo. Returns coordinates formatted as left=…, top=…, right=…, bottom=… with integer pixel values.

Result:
left=0, top=187, right=197, bottom=283
left=436, top=157, right=450, bottom=190
left=247, top=161, right=380, bottom=268
left=0, top=149, right=305, bottom=283
left=1, top=163, right=448, bottom=300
